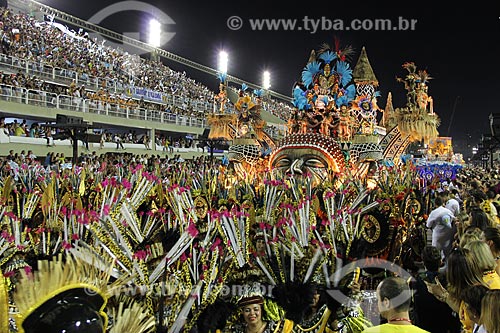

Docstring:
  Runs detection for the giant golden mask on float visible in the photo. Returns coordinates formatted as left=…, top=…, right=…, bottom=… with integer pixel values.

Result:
left=269, top=133, right=346, bottom=187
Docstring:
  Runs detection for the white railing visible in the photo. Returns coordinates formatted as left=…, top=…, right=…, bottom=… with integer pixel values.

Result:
left=0, top=54, right=214, bottom=115
left=0, top=84, right=206, bottom=128
left=0, top=54, right=294, bottom=123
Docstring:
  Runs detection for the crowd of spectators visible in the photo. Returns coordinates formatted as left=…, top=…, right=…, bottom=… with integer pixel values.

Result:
left=409, top=167, right=500, bottom=333
left=0, top=115, right=201, bottom=152
left=0, top=70, right=205, bottom=128
left=0, top=6, right=295, bottom=123
left=2, top=142, right=500, bottom=332
left=0, top=148, right=218, bottom=180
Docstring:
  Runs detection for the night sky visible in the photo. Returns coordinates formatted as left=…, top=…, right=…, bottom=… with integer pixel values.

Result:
left=32, top=1, right=500, bottom=158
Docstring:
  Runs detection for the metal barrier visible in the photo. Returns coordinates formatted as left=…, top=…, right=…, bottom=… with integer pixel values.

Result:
left=0, top=84, right=206, bottom=127
left=0, top=55, right=214, bottom=115
left=0, top=55, right=293, bottom=129
left=0, top=54, right=292, bottom=122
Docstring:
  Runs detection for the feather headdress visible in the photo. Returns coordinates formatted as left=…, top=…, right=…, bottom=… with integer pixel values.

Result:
left=318, top=50, right=337, bottom=65
left=301, top=61, right=321, bottom=88
left=217, top=72, right=226, bottom=84
left=253, top=88, right=264, bottom=98
left=13, top=252, right=117, bottom=333
left=109, top=300, right=156, bottom=333
left=335, top=61, right=353, bottom=87
left=293, top=86, right=309, bottom=110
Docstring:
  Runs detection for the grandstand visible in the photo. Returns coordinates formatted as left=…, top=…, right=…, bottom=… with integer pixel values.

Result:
left=0, top=0, right=290, bottom=161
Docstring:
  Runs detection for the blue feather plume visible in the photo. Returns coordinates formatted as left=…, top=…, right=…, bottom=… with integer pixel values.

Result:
left=293, top=86, right=305, bottom=99
left=293, top=87, right=308, bottom=110
left=254, top=89, right=264, bottom=97
left=318, top=51, right=337, bottom=64
left=344, top=84, right=356, bottom=100
left=293, top=96, right=309, bottom=110
left=241, top=83, right=248, bottom=92
left=336, top=95, right=349, bottom=107
left=217, top=72, right=226, bottom=83
left=335, top=61, right=353, bottom=87
left=301, top=61, right=321, bottom=88
left=292, top=99, right=303, bottom=110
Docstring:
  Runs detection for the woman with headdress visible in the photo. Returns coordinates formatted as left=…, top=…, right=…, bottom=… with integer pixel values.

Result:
left=336, top=103, right=354, bottom=141
left=223, top=286, right=294, bottom=333
left=290, top=270, right=372, bottom=333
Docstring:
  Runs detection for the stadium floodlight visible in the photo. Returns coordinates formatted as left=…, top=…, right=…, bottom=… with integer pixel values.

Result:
left=263, top=71, right=271, bottom=89
left=148, top=18, right=161, bottom=47
left=218, top=51, right=228, bottom=74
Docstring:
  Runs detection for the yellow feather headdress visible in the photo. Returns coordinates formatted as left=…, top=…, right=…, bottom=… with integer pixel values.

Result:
left=13, top=252, right=114, bottom=333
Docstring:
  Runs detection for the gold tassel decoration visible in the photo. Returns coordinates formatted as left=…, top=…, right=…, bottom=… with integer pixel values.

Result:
left=109, top=300, right=155, bottom=333
left=0, top=269, right=8, bottom=333
left=40, top=177, right=54, bottom=219
left=79, top=168, right=86, bottom=196
left=1, top=175, right=13, bottom=203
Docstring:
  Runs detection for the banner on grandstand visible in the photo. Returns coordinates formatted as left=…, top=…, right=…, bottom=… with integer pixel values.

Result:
left=124, top=86, right=170, bottom=104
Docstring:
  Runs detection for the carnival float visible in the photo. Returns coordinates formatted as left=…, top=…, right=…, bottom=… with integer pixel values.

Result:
left=0, top=41, right=444, bottom=332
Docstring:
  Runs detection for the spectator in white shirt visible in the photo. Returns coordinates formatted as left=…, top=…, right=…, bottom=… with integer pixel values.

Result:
left=444, top=190, right=460, bottom=217
left=426, top=195, right=456, bottom=263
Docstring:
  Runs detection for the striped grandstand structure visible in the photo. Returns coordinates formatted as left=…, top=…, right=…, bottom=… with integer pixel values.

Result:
left=0, top=0, right=288, bottom=160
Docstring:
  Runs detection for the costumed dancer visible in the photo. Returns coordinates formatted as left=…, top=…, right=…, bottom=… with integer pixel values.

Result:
left=293, top=267, right=372, bottom=333
left=11, top=251, right=155, bottom=333
left=221, top=283, right=294, bottom=333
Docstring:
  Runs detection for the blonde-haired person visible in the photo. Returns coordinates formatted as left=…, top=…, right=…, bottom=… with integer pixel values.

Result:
left=425, top=248, right=487, bottom=333
left=456, top=226, right=485, bottom=248
left=481, top=289, right=500, bottom=333
left=459, top=232, right=482, bottom=249
left=464, top=240, right=500, bottom=289
left=463, top=226, right=486, bottom=240
left=484, top=226, right=500, bottom=276
left=460, top=241, right=500, bottom=333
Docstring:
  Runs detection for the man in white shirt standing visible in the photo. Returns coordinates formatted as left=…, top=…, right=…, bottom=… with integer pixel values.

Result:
left=426, top=196, right=456, bottom=264
left=444, top=190, right=460, bottom=217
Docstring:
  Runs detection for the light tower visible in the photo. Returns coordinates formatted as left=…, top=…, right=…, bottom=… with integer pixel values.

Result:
left=218, top=51, right=228, bottom=75
left=263, top=70, right=271, bottom=102
left=148, top=18, right=161, bottom=62
left=263, top=71, right=271, bottom=89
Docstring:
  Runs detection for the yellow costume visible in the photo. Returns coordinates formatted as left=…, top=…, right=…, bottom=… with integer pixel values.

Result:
left=459, top=271, right=500, bottom=333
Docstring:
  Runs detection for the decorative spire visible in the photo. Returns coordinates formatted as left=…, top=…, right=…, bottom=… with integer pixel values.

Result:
left=353, top=47, right=378, bottom=86
left=383, top=92, right=395, bottom=128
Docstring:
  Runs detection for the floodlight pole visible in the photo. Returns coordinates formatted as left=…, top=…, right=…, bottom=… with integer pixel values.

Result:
left=149, top=19, right=161, bottom=62
left=72, top=130, right=78, bottom=165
